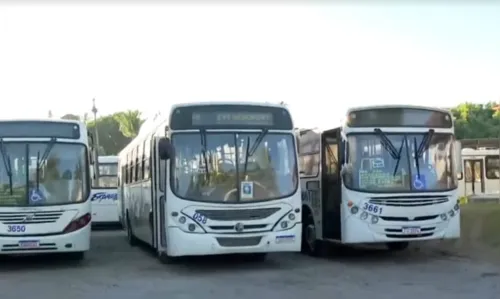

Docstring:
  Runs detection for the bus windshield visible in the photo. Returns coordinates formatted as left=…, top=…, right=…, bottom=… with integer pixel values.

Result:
left=343, top=132, right=457, bottom=193
left=171, top=132, right=298, bottom=203
left=94, top=163, right=118, bottom=188
left=0, top=142, right=89, bottom=206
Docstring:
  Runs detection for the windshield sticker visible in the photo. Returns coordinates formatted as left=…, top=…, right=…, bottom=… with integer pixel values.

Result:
left=358, top=169, right=405, bottom=189
left=29, top=188, right=46, bottom=204
left=413, top=174, right=426, bottom=190
left=240, top=181, right=254, bottom=199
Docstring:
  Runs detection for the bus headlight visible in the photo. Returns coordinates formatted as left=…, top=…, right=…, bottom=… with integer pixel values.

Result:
left=351, top=206, right=359, bottom=214
left=440, top=213, right=447, bottom=221
left=360, top=212, right=368, bottom=220
left=176, top=214, right=206, bottom=234
left=454, top=204, right=459, bottom=211
left=448, top=210, right=455, bottom=217
left=273, top=212, right=296, bottom=232
left=371, top=215, right=379, bottom=224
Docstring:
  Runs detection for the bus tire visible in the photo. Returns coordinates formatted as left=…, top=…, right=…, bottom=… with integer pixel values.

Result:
left=67, top=251, right=85, bottom=261
left=126, top=214, right=139, bottom=247
left=386, top=241, right=409, bottom=251
left=301, top=208, right=322, bottom=257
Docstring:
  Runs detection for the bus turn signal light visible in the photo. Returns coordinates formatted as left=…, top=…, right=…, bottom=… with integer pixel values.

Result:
left=63, top=213, right=91, bottom=234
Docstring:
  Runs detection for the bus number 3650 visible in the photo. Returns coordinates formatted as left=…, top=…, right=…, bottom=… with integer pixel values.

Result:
left=363, top=203, right=383, bottom=214
left=7, top=225, right=26, bottom=233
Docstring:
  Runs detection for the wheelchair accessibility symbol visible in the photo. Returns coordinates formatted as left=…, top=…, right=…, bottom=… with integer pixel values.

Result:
left=29, top=189, right=46, bottom=203
left=413, top=174, right=426, bottom=190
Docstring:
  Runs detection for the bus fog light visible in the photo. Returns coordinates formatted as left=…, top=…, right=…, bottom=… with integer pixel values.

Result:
left=371, top=215, right=379, bottom=224
left=188, top=223, right=196, bottom=232
left=440, top=213, right=447, bottom=221
left=360, top=212, right=368, bottom=220
left=454, top=204, right=459, bottom=211
left=351, top=206, right=359, bottom=214
left=281, top=221, right=288, bottom=229
left=288, top=213, right=295, bottom=221
left=179, top=216, right=186, bottom=224
left=448, top=210, right=455, bottom=217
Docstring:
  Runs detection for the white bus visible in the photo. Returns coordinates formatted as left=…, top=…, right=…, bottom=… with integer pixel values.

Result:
left=90, top=155, right=119, bottom=225
left=458, top=147, right=500, bottom=198
left=0, top=119, right=93, bottom=259
left=297, top=105, right=462, bottom=255
left=118, top=102, right=301, bottom=263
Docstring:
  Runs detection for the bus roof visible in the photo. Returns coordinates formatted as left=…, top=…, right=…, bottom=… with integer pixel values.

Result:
left=346, top=104, right=451, bottom=115
left=169, top=101, right=287, bottom=110
left=0, top=118, right=85, bottom=126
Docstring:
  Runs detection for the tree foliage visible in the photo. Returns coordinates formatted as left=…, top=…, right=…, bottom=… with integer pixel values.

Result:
left=114, top=110, right=143, bottom=138
left=450, top=102, right=500, bottom=139
left=61, top=114, right=80, bottom=121
left=60, top=110, right=144, bottom=155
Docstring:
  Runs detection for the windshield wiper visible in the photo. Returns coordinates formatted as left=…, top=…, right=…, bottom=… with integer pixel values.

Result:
left=0, top=138, right=13, bottom=195
left=374, top=128, right=404, bottom=176
left=413, top=129, right=434, bottom=179
left=199, top=129, right=210, bottom=182
left=242, top=129, right=268, bottom=179
left=36, top=138, right=57, bottom=189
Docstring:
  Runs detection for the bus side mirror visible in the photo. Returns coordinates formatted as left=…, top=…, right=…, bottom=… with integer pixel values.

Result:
left=159, top=137, right=174, bottom=160
left=454, top=141, right=462, bottom=173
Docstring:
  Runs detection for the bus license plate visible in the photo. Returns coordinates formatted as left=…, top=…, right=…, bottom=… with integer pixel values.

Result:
left=19, top=240, right=40, bottom=248
left=402, top=227, right=421, bottom=235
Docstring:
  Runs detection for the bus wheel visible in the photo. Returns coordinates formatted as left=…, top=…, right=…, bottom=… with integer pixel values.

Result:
left=386, top=241, right=409, bottom=251
left=302, top=213, right=322, bottom=256
left=126, top=215, right=138, bottom=246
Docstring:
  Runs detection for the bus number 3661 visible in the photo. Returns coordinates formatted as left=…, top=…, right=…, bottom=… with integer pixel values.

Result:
left=363, top=203, right=383, bottom=214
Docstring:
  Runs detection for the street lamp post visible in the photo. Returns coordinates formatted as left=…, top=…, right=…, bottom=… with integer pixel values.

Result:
left=92, top=98, right=101, bottom=186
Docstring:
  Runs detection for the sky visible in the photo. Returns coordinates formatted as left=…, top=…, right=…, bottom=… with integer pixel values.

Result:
left=0, top=3, right=499, bottom=129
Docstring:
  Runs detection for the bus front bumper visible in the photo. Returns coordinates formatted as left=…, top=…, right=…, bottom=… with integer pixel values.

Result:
left=0, top=225, right=91, bottom=255
left=166, top=224, right=301, bottom=257
left=342, top=212, right=460, bottom=243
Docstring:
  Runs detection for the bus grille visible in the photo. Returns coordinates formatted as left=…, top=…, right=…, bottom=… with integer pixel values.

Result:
left=216, top=236, right=262, bottom=247
left=195, top=208, right=280, bottom=221
left=380, top=215, right=439, bottom=222
left=369, top=197, right=449, bottom=207
left=2, top=242, right=57, bottom=252
left=0, top=211, right=63, bottom=224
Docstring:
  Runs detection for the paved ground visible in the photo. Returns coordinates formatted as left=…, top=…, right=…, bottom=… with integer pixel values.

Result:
left=0, top=230, right=498, bottom=299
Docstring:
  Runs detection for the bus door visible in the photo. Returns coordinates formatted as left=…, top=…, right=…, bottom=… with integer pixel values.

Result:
left=464, top=159, right=484, bottom=196
left=151, top=136, right=163, bottom=250
left=321, top=128, right=342, bottom=240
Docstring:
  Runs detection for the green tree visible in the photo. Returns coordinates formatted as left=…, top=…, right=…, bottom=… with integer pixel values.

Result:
left=113, top=110, right=143, bottom=138
left=87, top=115, right=131, bottom=155
left=61, top=114, right=80, bottom=121
left=450, top=102, right=500, bottom=139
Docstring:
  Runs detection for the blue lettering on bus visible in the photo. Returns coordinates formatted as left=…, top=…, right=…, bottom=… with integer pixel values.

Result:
left=91, top=192, right=118, bottom=202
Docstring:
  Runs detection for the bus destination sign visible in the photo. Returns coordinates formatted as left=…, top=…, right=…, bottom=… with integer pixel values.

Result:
left=192, top=112, right=274, bottom=126
left=347, top=107, right=453, bottom=128
left=170, top=105, right=293, bottom=130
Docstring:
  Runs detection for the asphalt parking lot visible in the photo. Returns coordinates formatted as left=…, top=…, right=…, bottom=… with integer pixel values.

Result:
left=0, top=229, right=498, bottom=299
